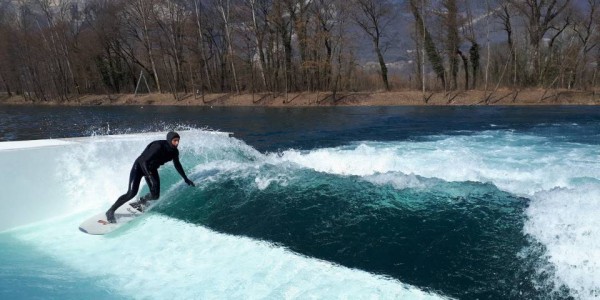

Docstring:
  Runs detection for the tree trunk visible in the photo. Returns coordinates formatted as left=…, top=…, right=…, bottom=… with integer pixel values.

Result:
left=249, top=0, right=268, bottom=89
left=194, top=0, right=213, bottom=92
left=409, top=0, right=446, bottom=88
left=133, top=0, right=161, bottom=93
left=352, top=0, right=393, bottom=91
left=374, top=40, right=390, bottom=90
left=444, top=0, right=459, bottom=90
left=218, top=0, right=240, bottom=93
left=458, top=50, right=469, bottom=90
left=469, top=42, right=479, bottom=89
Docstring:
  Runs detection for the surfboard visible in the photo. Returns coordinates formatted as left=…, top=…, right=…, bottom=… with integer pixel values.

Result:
left=78, top=203, right=144, bottom=235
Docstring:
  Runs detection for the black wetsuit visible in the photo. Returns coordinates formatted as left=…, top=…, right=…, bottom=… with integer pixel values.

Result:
left=106, top=132, right=192, bottom=221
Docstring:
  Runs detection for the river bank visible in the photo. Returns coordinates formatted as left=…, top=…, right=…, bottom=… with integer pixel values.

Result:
left=1, top=88, right=599, bottom=106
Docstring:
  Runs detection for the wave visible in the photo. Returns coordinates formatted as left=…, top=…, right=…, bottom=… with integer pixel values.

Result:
left=0, top=130, right=449, bottom=299
left=272, top=131, right=600, bottom=299
left=156, top=162, right=557, bottom=299
left=275, top=131, right=600, bottom=197
left=2, top=128, right=598, bottom=299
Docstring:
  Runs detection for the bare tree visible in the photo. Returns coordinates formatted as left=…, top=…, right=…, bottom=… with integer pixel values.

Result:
left=312, top=0, right=338, bottom=91
left=270, top=0, right=293, bottom=93
left=83, top=0, right=131, bottom=93
left=216, top=0, right=240, bottom=93
left=351, top=0, right=395, bottom=91
left=125, top=0, right=162, bottom=93
left=290, top=0, right=311, bottom=90
left=155, top=0, right=191, bottom=98
left=191, top=0, right=214, bottom=93
left=462, top=0, right=480, bottom=89
left=507, top=0, right=572, bottom=85
left=243, top=0, right=270, bottom=90
left=0, top=2, right=15, bottom=96
left=495, top=0, right=517, bottom=86
left=32, top=0, right=82, bottom=100
left=442, top=0, right=460, bottom=90
left=409, top=0, right=446, bottom=89
left=322, top=0, right=354, bottom=95
left=571, top=0, right=600, bottom=89
left=573, top=0, right=600, bottom=55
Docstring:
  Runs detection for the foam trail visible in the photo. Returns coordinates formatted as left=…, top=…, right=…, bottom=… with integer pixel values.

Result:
left=9, top=214, right=449, bottom=300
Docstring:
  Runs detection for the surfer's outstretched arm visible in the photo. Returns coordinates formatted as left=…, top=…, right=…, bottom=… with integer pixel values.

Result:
left=174, top=156, right=195, bottom=186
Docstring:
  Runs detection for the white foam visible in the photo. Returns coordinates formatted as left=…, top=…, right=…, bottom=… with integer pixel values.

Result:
left=364, top=172, right=430, bottom=190
left=10, top=214, right=449, bottom=300
left=274, top=143, right=403, bottom=176
left=524, top=186, right=600, bottom=299
left=254, top=176, right=271, bottom=190
left=276, top=132, right=600, bottom=197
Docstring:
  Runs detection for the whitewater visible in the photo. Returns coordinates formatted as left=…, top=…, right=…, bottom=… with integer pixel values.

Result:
left=1, top=117, right=599, bottom=299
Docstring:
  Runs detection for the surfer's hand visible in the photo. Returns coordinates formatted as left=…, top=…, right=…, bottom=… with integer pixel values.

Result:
left=185, top=178, right=195, bottom=187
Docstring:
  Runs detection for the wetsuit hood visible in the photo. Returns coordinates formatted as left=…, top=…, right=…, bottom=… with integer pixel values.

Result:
left=166, top=131, right=180, bottom=148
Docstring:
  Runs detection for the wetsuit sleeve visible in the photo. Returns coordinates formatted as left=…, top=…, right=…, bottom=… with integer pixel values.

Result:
left=173, top=155, right=189, bottom=181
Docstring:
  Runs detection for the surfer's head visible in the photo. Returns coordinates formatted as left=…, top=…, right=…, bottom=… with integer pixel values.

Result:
left=166, top=131, right=180, bottom=148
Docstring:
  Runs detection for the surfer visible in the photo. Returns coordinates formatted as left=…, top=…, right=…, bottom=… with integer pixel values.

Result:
left=105, top=131, right=195, bottom=223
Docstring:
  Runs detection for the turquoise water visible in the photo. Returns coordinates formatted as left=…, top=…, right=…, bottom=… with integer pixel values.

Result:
left=0, top=235, right=124, bottom=299
left=0, top=106, right=599, bottom=299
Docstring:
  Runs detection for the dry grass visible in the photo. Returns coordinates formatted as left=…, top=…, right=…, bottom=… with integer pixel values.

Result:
left=2, top=88, right=599, bottom=106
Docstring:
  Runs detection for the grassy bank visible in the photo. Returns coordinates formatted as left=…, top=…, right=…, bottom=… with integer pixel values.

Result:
left=2, top=88, right=599, bottom=106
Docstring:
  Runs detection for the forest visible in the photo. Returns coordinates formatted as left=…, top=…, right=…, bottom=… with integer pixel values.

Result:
left=0, top=0, right=596, bottom=102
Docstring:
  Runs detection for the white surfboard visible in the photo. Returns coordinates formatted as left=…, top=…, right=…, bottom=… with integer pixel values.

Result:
left=79, top=203, right=144, bottom=235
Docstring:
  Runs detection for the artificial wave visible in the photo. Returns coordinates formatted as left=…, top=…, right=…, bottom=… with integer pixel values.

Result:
left=0, top=130, right=448, bottom=299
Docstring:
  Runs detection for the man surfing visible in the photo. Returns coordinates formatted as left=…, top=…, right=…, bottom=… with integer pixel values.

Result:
left=105, top=131, right=195, bottom=223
